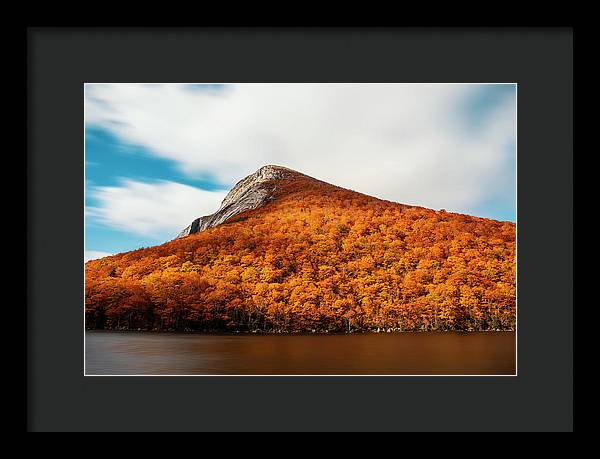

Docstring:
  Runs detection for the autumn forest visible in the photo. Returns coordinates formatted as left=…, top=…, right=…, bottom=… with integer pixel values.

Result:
left=85, top=170, right=516, bottom=333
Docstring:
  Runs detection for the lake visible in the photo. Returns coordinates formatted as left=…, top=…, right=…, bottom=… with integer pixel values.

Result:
left=85, top=330, right=515, bottom=375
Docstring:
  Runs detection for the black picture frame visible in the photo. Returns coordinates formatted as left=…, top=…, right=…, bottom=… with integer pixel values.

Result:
left=27, top=27, right=573, bottom=432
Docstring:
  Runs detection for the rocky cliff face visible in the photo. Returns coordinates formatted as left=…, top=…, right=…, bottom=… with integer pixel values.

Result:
left=176, top=165, right=297, bottom=238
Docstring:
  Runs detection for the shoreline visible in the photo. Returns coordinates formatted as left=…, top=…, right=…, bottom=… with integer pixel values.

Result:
left=85, top=328, right=515, bottom=335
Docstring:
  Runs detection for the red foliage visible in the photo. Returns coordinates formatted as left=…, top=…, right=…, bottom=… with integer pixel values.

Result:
left=85, top=174, right=516, bottom=332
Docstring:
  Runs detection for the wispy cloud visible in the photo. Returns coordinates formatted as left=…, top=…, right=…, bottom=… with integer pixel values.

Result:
left=87, top=179, right=227, bottom=239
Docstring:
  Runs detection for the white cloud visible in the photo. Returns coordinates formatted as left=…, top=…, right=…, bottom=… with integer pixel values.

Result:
left=87, top=179, right=227, bottom=239
left=85, top=83, right=515, bottom=218
left=85, top=250, right=114, bottom=262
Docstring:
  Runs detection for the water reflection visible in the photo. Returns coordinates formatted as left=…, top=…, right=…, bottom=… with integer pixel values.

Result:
left=85, top=331, right=516, bottom=375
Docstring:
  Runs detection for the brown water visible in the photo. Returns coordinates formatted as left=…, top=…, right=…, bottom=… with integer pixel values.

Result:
left=85, top=331, right=516, bottom=375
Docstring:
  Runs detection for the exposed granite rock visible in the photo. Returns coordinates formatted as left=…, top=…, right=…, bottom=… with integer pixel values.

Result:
left=176, top=165, right=296, bottom=238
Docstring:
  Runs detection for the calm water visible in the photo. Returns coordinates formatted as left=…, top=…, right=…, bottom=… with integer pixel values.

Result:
left=85, top=331, right=515, bottom=375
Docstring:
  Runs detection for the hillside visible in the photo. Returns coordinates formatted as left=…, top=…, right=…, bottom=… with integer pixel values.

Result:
left=85, top=165, right=516, bottom=333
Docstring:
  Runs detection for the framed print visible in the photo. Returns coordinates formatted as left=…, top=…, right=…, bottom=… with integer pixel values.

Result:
left=28, top=27, right=573, bottom=432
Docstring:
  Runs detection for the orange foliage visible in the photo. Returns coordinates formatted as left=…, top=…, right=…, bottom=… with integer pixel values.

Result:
left=85, top=175, right=516, bottom=332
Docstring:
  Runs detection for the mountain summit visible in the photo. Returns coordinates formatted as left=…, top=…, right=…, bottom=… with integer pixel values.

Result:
left=86, top=165, right=516, bottom=333
left=177, top=165, right=317, bottom=238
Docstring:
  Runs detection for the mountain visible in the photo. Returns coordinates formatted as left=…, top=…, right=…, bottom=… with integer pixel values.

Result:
left=85, top=165, right=516, bottom=333
left=177, top=165, right=307, bottom=238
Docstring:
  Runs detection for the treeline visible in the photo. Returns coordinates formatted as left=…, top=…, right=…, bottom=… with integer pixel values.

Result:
left=86, top=176, right=516, bottom=333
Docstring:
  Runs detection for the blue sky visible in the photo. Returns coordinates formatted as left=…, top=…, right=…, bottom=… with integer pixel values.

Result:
left=85, top=83, right=516, bottom=261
